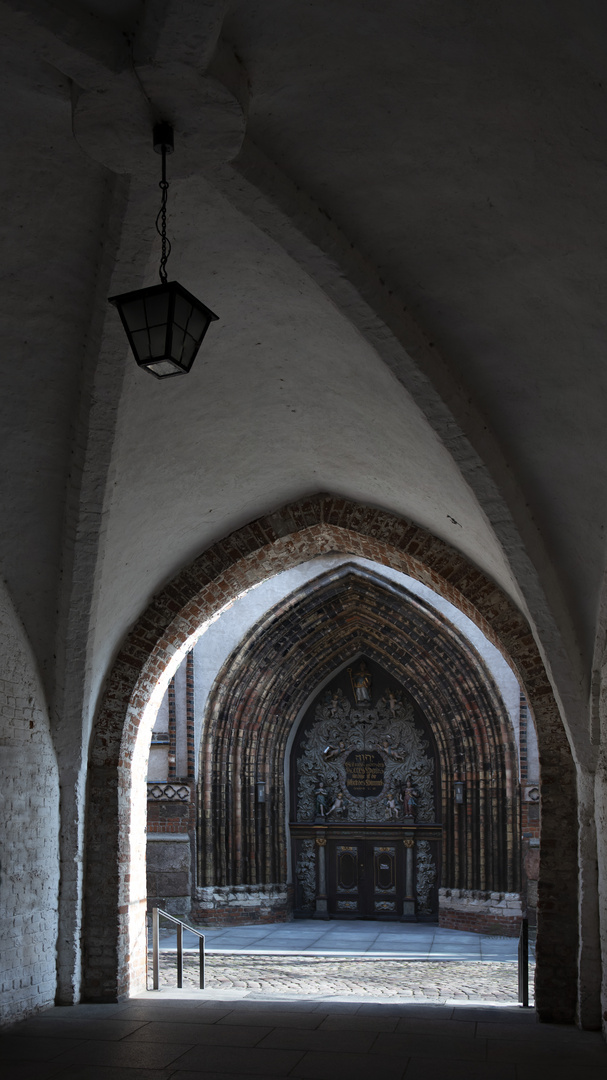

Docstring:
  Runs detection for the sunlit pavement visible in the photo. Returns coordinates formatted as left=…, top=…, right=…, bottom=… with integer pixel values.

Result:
left=153, top=919, right=529, bottom=961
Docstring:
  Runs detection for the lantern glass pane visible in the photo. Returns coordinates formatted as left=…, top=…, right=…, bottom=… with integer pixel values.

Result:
left=173, top=294, right=193, bottom=329
left=181, top=334, right=197, bottom=366
left=144, top=290, right=169, bottom=326
left=171, top=326, right=185, bottom=362
left=121, top=298, right=147, bottom=332
left=145, top=359, right=183, bottom=377
left=149, top=325, right=167, bottom=355
left=131, top=329, right=152, bottom=360
left=187, top=307, right=208, bottom=338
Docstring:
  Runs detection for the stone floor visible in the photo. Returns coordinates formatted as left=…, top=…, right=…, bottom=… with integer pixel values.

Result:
left=155, top=920, right=528, bottom=961
left=3, top=996, right=606, bottom=1080
left=151, top=919, right=533, bottom=1002
left=155, top=953, right=527, bottom=1002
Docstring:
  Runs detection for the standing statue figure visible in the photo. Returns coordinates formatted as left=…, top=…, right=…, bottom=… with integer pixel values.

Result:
left=315, top=783, right=328, bottom=819
left=386, top=688, right=399, bottom=715
left=349, top=660, right=372, bottom=704
left=385, top=790, right=400, bottom=819
left=402, top=777, right=418, bottom=820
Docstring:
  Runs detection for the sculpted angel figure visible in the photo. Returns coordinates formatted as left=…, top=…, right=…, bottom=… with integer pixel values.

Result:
left=381, top=738, right=405, bottom=762
left=325, top=688, right=345, bottom=717
left=385, top=790, right=400, bottom=819
left=386, top=688, right=399, bottom=714
left=327, top=790, right=346, bottom=817
left=323, top=740, right=346, bottom=761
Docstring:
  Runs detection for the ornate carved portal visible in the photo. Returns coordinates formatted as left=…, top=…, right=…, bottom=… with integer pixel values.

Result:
left=291, top=658, right=441, bottom=919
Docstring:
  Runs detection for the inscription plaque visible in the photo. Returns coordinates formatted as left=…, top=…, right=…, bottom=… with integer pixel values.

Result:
left=344, top=750, right=385, bottom=797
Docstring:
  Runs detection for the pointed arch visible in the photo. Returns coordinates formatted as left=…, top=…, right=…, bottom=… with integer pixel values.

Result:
left=83, top=495, right=576, bottom=1023
left=198, top=563, right=520, bottom=905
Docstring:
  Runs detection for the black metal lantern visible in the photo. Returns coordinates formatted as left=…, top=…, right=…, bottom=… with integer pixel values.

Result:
left=109, top=123, right=218, bottom=379
left=109, top=280, right=218, bottom=379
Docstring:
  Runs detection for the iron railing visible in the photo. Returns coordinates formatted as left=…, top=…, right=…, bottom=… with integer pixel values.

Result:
left=518, top=916, right=529, bottom=1007
left=151, top=906, right=205, bottom=990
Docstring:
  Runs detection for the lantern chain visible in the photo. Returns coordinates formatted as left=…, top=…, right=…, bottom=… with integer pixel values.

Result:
left=156, top=142, right=171, bottom=284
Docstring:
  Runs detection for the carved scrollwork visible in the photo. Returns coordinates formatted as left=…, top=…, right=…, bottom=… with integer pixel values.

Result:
left=296, top=840, right=316, bottom=912
left=415, top=840, right=436, bottom=914
left=296, top=685, right=435, bottom=822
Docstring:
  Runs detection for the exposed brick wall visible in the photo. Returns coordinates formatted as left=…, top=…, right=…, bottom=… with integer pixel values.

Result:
left=439, top=910, right=522, bottom=936
left=438, top=888, right=522, bottom=937
left=146, top=798, right=195, bottom=917
left=0, top=592, right=60, bottom=1025
left=147, top=800, right=193, bottom=834
left=190, top=885, right=290, bottom=926
left=82, top=496, right=577, bottom=1023
left=190, top=907, right=289, bottom=926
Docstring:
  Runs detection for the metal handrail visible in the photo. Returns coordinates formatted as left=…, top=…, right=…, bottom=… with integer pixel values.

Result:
left=518, top=916, right=529, bottom=1007
left=151, top=906, right=205, bottom=990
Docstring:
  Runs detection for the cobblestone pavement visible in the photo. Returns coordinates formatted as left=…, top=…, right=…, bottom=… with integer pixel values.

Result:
left=150, top=952, right=534, bottom=1003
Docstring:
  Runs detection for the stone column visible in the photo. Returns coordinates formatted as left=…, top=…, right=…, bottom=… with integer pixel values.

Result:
left=403, top=836, right=415, bottom=918
left=577, top=765, right=601, bottom=1030
left=315, top=835, right=328, bottom=917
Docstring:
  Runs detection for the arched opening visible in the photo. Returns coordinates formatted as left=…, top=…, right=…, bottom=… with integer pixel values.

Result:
left=194, top=563, right=523, bottom=933
left=82, top=496, right=577, bottom=1024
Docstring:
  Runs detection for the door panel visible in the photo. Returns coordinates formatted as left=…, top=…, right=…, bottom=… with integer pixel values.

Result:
left=372, top=844, right=398, bottom=915
left=328, top=839, right=404, bottom=917
left=333, top=843, right=363, bottom=914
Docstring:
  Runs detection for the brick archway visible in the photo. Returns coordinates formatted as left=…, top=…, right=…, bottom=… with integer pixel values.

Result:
left=83, top=496, right=577, bottom=1023
left=198, top=562, right=521, bottom=910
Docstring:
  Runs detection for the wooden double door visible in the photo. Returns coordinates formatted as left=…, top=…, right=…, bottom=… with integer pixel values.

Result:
left=327, top=838, right=405, bottom=918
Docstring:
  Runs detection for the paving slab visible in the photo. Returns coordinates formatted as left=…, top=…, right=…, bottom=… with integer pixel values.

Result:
left=48, top=1041, right=194, bottom=1069
left=4, top=1018, right=148, bottom=1041
left=4, top=997, right=606, bottom=1080
left=46, top=1070, right=176, bottom=1080
left=153, top=919, right=525, bottom=962
left=256, top=1026, right=377, bottom=1051
left=122, top=1020, right=273, bottom=1045
left=170, top=1043, right=305, bottom=1073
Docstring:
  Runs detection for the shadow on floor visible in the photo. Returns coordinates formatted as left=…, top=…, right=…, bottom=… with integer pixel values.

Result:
left=2, top=995, right=606, bottom=1080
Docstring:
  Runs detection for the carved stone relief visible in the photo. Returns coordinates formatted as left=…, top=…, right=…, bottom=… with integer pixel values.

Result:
left=295, top=839, right=316, bottom=912
left=295, top=686, right=435, bottom=823
left=416, top=840, right=436, bottom=914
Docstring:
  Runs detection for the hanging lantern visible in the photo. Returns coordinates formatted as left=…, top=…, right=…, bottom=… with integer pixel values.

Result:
left=109, top=123, right=218, bottom=379
left=109, top=280, right=218, bottom=379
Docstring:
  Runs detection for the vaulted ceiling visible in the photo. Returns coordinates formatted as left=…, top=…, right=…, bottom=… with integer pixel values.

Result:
left=1, top=0, right=604, bottom=738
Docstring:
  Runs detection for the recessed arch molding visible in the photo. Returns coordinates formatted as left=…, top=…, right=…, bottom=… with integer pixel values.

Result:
left=198, top=563, right=521, bottom=909
left=83, top=495, right=577, bottom=1024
